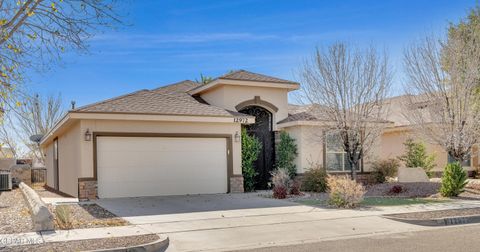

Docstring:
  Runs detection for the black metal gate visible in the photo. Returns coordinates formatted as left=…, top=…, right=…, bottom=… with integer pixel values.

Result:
left=239, top=106, right=275, bottom=190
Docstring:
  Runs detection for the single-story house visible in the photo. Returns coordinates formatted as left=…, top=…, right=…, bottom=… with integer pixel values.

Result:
left=40, top=70, right=479, bottom=199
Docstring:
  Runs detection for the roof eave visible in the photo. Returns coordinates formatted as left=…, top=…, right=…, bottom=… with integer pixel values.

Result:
left=40, top=111, right=256, bottom=146
left=188, top=79, right=300, bottom=95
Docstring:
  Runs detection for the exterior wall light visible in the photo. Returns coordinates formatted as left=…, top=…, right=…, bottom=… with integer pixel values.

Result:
left=234, top=131, right=241, bottom=142
left=84, top=129, right=92, bottom=141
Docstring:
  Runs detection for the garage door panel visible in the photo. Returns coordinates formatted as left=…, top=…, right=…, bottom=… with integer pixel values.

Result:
left=97, top=137, right=228, bottom=198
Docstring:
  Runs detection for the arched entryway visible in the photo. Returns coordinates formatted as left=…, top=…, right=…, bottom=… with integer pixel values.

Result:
left=239, top=106, right=275, bottom=190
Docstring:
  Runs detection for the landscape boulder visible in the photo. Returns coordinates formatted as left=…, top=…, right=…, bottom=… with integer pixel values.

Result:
left=398, top=167, right=429, bottom=183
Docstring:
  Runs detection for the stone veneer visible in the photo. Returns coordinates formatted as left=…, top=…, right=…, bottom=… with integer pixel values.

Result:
left=230, top=175, right=244, bottom=193
left=78, top=179, right=97, bottom=200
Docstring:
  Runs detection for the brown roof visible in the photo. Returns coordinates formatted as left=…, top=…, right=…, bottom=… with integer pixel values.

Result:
left=217, top=70, right=298, bottom=84
left=73, top=82, right=237, bottom=117
left=280, top=104, right=391, bottom=125
left=279, top=104, right=331, bottom=124
left=72, top=70, right=296, bottom=118
left=152, top=80, right=200, bottom=94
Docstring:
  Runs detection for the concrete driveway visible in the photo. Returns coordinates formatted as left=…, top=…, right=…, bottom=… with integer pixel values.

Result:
left=94, top=193, right=452, bottom=252
left=95, top=193, right=303, bottom=225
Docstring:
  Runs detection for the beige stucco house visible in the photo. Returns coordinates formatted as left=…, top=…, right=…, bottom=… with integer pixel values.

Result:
left=40, top=70, right=478, bottom=199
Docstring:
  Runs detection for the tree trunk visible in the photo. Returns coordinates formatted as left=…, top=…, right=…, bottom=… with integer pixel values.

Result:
left=351, top=161, right=357, bottom=181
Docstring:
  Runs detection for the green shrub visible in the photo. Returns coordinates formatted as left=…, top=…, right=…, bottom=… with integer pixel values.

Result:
left=440, top=162, right=468, bottom=197
left=241, top=128, right=262, bottom=192
left=371, top=158, right=400, bottom=183
left=327, top=175, right=365, bottom=208
left=301, top=163, right=328, bottom=192
left=276, top=131, right=298, bottom=178
left=55, top=205, right=73, bottom=229
left=398, top=138, right=436, bottom=177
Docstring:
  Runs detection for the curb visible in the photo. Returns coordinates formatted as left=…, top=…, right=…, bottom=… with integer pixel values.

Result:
left=85, top=235, right=169, bottom=252
left=384, top=214, right=480, bottom=226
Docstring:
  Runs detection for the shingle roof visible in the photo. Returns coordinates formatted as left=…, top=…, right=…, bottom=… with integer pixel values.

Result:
left=72, top=70, right=297, bottom=118
left=152, top=80, right=200, bottom=94
left=217, top=70, right=298, bottom=84
left=279, top=104, right=331, bottom=124
left=279, top=104, right=391, bottom=125
left=73, top=83, right=236, bottom=117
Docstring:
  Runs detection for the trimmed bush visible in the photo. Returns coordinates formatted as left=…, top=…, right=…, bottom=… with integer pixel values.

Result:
left=371, top=158, right=400, bottom=183
left=276, top=131, right=298, bottom=178
left=327, top=175, right=365, bottom=208
left=241, top=128, right=262, bottom=192
left=301, top=163, right=328, bottom=192
left=440, top=162, right=468, bottom=197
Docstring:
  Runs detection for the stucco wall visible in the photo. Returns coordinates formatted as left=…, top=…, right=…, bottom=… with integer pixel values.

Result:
left=380, top=129, right=474, bottom=171
left=285, top=125, right=324, bottom=173
left=43, top=121, right=81, bottom=197
left=200, top=85, right=289, bottom=128
left=79, top=120, right=242, bottom=179
left=285, top=125, right=384, bottom=174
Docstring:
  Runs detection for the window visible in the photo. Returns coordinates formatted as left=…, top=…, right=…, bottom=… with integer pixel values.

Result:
left=325, top=131, right=361, bottom=172
left=448, top=153, right=471, bottom=167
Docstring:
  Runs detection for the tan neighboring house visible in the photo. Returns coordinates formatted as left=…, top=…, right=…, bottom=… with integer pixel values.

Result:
left=40, top=70, right=479, bottom=199
left=379, top=95, right=478, bottom=175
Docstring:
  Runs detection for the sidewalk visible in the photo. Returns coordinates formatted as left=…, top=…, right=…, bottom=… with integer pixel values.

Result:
left=1, top=200, right=480, bottom=251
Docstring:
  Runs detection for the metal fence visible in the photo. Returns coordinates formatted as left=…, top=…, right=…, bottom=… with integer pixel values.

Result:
left=31, top=168, right=47, bottom=184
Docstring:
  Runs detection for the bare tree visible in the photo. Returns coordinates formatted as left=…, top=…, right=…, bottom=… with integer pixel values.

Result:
left=0, top=0, right=120, bottom=105
left=403, top=34, right=480, bottom=165
left=0, top=112, right=22, bottom=158
left=299, top=43, right=392, bottom=180
left=15, top=93, right=64, bottom=162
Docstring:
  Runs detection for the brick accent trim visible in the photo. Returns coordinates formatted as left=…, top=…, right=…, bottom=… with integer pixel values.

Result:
left=230, top=175, right=244, bottom=193
left=78, top=179, right=97, bottom=200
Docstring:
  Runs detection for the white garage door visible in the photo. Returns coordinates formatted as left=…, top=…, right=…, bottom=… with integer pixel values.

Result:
left=97, top=136, right=228, bottom=198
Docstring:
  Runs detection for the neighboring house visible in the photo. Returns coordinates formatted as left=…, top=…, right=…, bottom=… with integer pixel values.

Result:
left=379, top=95, right=478, bottom=175
left=40, top=70, right=479, bottom=199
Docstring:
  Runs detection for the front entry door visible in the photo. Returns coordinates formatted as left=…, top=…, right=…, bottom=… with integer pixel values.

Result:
left=239, top=106, right=274, bottom=190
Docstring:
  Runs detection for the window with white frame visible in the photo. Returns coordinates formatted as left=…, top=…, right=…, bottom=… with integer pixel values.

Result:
left=325, top=131, right=361, bottom=172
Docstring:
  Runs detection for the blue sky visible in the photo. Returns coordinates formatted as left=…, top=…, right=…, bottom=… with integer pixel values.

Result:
left=28, top=0, right=477, bottom=108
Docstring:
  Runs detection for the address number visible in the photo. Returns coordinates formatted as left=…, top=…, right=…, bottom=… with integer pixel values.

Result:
left=234, top=117, right=249, bottom=123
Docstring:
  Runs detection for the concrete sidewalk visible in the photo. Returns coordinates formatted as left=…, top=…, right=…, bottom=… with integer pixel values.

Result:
left=2, top=200, right=480, bottom=251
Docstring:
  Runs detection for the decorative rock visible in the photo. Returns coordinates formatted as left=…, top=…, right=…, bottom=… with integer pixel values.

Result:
left=398, top=167, right=429, bottom=183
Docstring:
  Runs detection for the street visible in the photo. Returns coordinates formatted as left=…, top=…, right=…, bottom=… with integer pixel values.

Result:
left=233, top=223, right=480, bottom=252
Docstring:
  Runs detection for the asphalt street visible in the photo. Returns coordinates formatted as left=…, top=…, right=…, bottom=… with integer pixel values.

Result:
left=233, top=223, right=480, bottom=252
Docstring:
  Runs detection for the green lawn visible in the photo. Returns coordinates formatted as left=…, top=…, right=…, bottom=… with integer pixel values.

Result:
left=294, top=197, right=449, bottom=207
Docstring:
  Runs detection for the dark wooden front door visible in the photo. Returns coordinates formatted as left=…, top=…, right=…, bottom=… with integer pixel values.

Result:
left=239, top=106, right=275, bottom=190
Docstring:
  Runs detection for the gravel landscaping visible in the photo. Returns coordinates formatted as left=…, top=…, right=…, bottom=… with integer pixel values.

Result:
left=48, top=203, right=128, bottom=229
left=0, top=189, right=34, bottom=234
left=5, top=234, right=160, bottom=252
left=387, top=207, right=480, bottom=220
left=365, top=182, right=441, bottom=198
left=265, top=182, right=463, bottom=207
